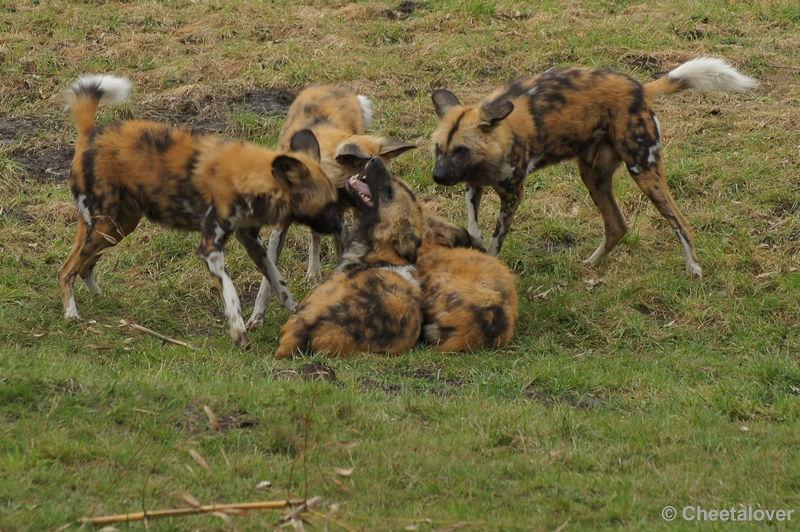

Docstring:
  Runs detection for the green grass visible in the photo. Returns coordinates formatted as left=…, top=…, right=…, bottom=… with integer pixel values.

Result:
left=2, top=0, right=800, bottom=530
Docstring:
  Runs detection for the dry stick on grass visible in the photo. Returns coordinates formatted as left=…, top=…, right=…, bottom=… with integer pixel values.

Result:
left=79, top=500, right=302, bottom=525
left=121, top=319, right=197, bottom=350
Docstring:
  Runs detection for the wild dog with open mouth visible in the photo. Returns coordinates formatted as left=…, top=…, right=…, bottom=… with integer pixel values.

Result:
left=247, top=84, right=416, bottom=329
left=275, top=157, right=424, bottom=358
left=416, top=236, right=518, bottom=353
left=431, top=57, right=758, bottom=278
left=59, top=75, right=341, bottom=349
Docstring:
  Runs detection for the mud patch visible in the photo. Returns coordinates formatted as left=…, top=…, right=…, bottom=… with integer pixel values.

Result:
left=383, top=1, right=426, bottom=20
left=235, top=88, right=297, bottom=116
left=524, top=387, right=605, bottom=410
left=0, top=118, right=39, bottom=146
left=12, top=148, right=73, bottom=183
left=624, top=53, right=662, bottom=74
left=177, top=405, right=258, bottom=435
left=633, top=303, right=674, bottom=326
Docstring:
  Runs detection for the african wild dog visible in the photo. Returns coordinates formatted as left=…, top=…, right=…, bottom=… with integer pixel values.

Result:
left=416, top=235, right=518, bottom=353
left=431, top=57, right=758, bottom=278
left=247, top=84, right=416, bottom=329
left=59, top=75, right=341, bottom=349
left=275, top=157, right=424, bottom=358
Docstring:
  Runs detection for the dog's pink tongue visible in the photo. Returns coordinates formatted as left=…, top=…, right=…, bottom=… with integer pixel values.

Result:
left=351, top=179, right=372, bottom=199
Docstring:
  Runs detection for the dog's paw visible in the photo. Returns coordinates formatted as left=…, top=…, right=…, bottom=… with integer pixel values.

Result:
left=231, top=329, right=252, bottom=350
left=687, top=263, right=703, bottom=279
left=245, top=314, right=264, bottom=330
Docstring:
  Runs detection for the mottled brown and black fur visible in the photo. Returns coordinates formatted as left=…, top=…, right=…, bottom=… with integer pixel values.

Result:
left=58, top=75, right=341, bottom=349
left=416, top=233, right=518, bottom=352
left=248, top=84, right=416, bottom=328
left=431, top=57, right=758, bottom=278
left=276, top=157, right=424, bottom=358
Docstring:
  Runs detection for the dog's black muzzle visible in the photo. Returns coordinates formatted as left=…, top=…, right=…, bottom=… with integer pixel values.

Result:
left=432, top=159, right=462, bottom=187
left=298, top=203, right=342, bottom=235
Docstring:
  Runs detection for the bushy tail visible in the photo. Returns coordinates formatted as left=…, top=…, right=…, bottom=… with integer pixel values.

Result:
left=645, top=57, right=758, bottom=98
left=357, top=94, right=374, bottom=129
left=64, top=75, right=132, bottom=136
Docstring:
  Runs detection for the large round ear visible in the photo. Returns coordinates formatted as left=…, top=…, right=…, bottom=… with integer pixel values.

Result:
left=289, top=129, right=321, bottom=163
left=392, top=234, right=419, bottom=264
left=479, top=100, right=514, bottom=128
left=378, top=138, right=417, bottom=161
left=334, top=142, right=371, bottom=167
left=431, top=89, right=461, bottom=119
left=272, top=155, right=309, bottom=190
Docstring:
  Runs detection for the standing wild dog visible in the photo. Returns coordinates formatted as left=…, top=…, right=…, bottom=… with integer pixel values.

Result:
left=59, top=75, right=341, bottom=349
left=416, top=236, right=518, bottom=352
left=275, top=157, right=424, bottom=358
left=431, top=57, right=758, bottom=278
left=247, top=84, right=416, bottom=329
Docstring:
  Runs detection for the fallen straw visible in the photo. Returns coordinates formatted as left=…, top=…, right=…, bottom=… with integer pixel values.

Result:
left=121, top=319, right=197, bottom=350
left=79, top=500, right=298, bottom=525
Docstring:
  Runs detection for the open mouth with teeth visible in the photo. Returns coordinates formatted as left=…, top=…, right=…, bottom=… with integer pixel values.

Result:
left=346, top=173, right=374, bottom=208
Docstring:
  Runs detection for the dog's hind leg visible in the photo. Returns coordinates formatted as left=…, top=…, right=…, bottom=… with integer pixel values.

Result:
left=78, top=202, right=142, bottom=295
left=625, top=152, right=702, bottom=278
left=58, top=214, right=123, bottom=321
left=307, top=230, right=322, bottom=281
left=247, top=223, right=294, bottom=329
left=578, top=144, right=627, bottom=265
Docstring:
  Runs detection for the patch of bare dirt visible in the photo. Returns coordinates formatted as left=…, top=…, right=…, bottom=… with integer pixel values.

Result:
left=234, top=88, right=297, bottom=116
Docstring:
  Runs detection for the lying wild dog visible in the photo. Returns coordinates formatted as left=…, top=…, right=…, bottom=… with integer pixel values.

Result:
left=431, top=57, right=758, bottom=278
left=247, top=84, right=416, bottom=329
left=275, top=157, right=424, bottom=358
left=59, top=75, right=341, bottom=349
left=416, top=228, right=518, bottom=352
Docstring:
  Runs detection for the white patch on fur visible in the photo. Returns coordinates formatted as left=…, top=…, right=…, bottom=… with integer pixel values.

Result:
left=648, top=142, right=661, bottom=164
left=526, top=154, right=544, bottom=175
left=379, top=264, right=419, bottom=288
left=83, top=274, right=101, bottom=295
left=203, top=250, right=246, bottom=336
left=628, top=165, right=640, bottom=175
left=76, top=193, right=92, bottom=226
left=465, top=186, right=483, bottom=246
left=338, top=242, right=369, bottom=270
left=653, top=115, right=662, bottom=139
left=358, top=95, right=374, bottom=129
left=65, top=296, right=80, bottom=320
left=527, top=85, right=538, bottom=96
left=214, top=222, right=226, bottom=246
left=667, top=57, right=758, bottom=93
left=67, top=75, right=132, bottom=106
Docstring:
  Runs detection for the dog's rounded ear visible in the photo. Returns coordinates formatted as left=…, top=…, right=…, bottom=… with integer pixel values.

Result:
left=432, top=89, right=461, bottom=119
left=272, top=155, right=307, bottom=189
left=393, top=235, right=419, bottom=265
left=378, top=138, right=417, bottom=161
left=480, top=100, right=514, bottom=128
left=289, top=129, right=321, bottom=163
left=335, top=142, right=371, bottom=167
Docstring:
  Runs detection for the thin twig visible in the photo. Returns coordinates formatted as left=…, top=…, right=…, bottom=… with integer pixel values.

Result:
left=123, top=320, right=196, bottom=350
left=278, top=496, right=321, bottom=525
left=765, top=64, right=800, bottom=71
left=79, top=500, right=295, bottom=525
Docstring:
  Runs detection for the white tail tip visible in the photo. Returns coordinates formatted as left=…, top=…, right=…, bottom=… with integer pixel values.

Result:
left=357, top=94, right=374, bottom=129
left=667, top=57, right=758, bottom=93
left=66, top=74, right=133, bottom=105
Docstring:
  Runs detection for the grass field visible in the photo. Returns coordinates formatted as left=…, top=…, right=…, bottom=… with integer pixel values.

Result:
left=1, top=0, right=799, bottom=530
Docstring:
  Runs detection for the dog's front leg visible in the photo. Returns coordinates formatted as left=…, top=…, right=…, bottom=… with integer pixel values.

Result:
left=465, top=184, right=485, bottom=251
left=197, top=218, right=249, bottom=349
left=236, top=227, right=299, bottom=315
left=486, top=185, right=524, bottom=257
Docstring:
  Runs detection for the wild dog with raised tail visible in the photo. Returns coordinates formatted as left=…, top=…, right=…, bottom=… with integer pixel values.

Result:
left=431, top=57, right=758, bottom=278
left=275, top=157, right=424, bottom=358
left=59, top=75, right=341, bottom=349
left=247, top=84, right=416, bottom=329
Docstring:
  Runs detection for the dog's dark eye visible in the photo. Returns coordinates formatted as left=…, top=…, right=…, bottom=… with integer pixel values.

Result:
left=453, top=146, right=469, bottom=157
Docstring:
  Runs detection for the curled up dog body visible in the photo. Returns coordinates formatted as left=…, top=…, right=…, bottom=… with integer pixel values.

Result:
left=59, top=75, right=341, bottom=349
left=430, top=57, right=758, bottom=278
left=246, top=84, right=416, bottom=329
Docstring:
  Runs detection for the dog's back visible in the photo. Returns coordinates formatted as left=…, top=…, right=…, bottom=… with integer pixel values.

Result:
left=417, top=242, right=518, bottom=352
